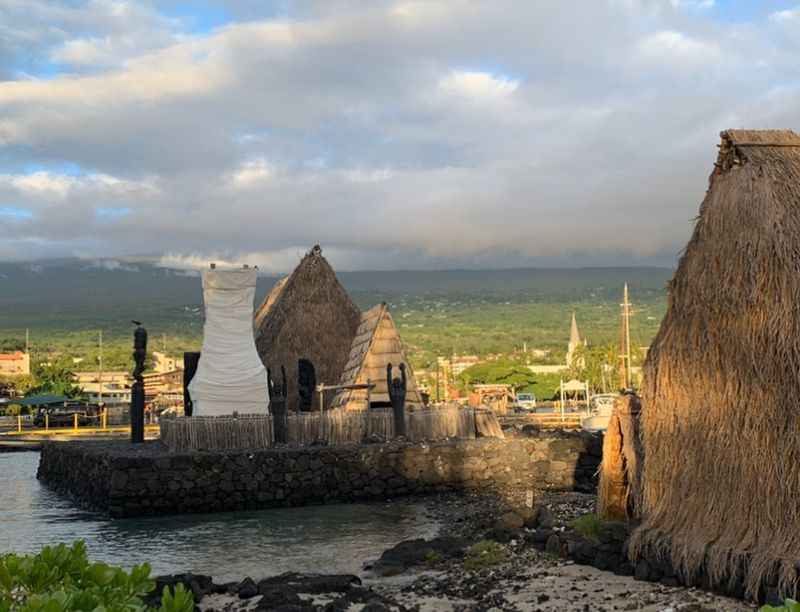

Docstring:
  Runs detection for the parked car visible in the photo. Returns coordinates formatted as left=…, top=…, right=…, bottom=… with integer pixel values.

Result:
left=589, top=393, right=618, bottom=415
left=33, top=402, right=100, bottom=427
left=516, top=392, right=537, bottom=410
left=582, top=393, right=619, bottom=432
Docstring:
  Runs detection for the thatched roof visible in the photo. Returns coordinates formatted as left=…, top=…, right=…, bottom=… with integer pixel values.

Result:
left=330, top=303, right=424, bottom=411
left=630, top=129, right=800, bottom=598
left=254, top=246, right=361, bottom=413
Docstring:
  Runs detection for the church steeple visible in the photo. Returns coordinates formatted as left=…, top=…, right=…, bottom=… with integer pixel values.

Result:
left=567, top=312, right=583, bottom=367
left=569, top=312, right=581, bottom=349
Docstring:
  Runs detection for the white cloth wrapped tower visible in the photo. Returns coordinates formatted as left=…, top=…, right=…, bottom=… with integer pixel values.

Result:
left=188, top=266, right=269, bottom=415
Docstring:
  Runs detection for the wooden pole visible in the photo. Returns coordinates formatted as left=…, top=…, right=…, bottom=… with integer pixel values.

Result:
left=560, top=380, right=565, bottom=422
left=17, top=414, right=22, bottom=433
left=317, top=384, right=324, bottom=440
left=625, top=284, right=632, bottom=388
left=98, top=330, right=103, bottom=406
left=73, top=412, right=78, bottom=431
left=586, top=381, right=591, bottom=414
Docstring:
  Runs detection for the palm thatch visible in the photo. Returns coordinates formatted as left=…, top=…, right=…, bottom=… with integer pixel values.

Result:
left=254, top=246, right=361, bottom=413
left=630, top=129, right=800, bottom=599
left=330, top=303, right=424, bottom=410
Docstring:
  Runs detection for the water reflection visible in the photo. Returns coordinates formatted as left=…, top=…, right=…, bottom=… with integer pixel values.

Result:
left=0, top=452, right=437, bottom=581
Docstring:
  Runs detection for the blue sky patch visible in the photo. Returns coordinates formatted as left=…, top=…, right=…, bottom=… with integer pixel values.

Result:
left=0, top=207, right=34, bottom=219
left=96, top=207, right=132, bottom=219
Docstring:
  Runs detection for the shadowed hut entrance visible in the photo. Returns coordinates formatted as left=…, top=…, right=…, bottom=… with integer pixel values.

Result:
left=630, top=129, right=800, bottom=600
left=297, top=358, right=316, bottom=413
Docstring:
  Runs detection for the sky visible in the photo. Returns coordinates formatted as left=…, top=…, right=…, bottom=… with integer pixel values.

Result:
left=2, top=0, right=800, bottom=271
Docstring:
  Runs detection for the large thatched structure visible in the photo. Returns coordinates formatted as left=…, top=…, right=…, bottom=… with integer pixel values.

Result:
left=330, top=303, right=424, bottom=411
left=255, top=246, right=361, bottom=413
left=630, top=129, right=800, bottom=598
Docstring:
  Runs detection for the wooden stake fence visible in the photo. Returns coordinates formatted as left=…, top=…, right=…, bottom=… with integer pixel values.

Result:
left=160, top=405, right=484, bottom=452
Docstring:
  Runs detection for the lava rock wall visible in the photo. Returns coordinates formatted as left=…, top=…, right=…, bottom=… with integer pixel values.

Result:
left=38, top=434, right=601, bottom=518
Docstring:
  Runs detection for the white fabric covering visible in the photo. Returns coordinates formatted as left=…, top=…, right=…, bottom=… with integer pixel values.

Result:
left=188, top=268, right=269, bottom=415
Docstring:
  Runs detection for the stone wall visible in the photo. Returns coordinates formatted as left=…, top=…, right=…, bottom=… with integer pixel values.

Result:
left=37, top=433, right=602, bottom=518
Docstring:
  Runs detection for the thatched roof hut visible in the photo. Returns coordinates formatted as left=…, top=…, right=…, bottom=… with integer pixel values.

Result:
left=630, top=129, right=800, bottom=598
left=254, top=246, right=361, bottom=413
left=330, top=303, right=424, bottom=411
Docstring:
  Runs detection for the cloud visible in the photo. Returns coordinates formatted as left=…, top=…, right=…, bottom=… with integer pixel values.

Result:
left=438, top=70, right=520, bottom=101
left=770, top=8, right=800, bottom=23
left=0, top=1, right=799, bottom=269
left=229, top=158, right=275, bottom=189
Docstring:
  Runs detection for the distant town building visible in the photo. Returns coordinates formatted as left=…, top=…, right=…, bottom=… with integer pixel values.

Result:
left=528, top=364, right=567, bottom=374
left=0, top=352, right=30, bottom=377
left=152, top=351, right=180, bottom=374
left=73, top=371, right=132, bottom=405
left=451, top=355, right=481, bottom=376
left=143, top=369, right=185, bottom=412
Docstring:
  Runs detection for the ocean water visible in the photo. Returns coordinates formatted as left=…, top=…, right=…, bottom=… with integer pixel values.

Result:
left=0, top=452, right=438, bottom=581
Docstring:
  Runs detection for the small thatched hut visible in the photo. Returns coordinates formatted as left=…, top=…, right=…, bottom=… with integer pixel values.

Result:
left=254, top=246, right=361, bottom=412
left=330, top=303, right=424, bottom=411
left=630, top=129, right=800, bottom=598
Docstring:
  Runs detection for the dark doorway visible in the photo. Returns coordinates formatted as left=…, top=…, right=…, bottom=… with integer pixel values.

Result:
left=298, top=358, right=316, bottom=412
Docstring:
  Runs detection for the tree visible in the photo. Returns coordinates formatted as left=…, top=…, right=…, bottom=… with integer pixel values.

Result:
left=568, top=343, right=620, bottom=394
left=459, top=359, right=538, bottom=390
left=26, top=358, right=82, bottom=398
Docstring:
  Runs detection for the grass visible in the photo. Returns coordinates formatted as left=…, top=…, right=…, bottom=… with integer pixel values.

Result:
left=569, top=514, right=603, bottom=543
left=463, top=540, right=508, bottom=571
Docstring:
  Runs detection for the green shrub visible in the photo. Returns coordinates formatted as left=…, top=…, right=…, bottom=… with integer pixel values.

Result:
left=569, top=514, right=603, bottom=543
left=423, top=550, right=442, bottom=566
left=0, top=541, right=193, bottom=612
left=463, top=540, right=507, bottom=571
left=761, top=599, right=800, bottom=612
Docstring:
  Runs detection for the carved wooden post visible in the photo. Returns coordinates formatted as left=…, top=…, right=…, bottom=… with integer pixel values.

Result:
left=268, top=365, right=288, bottom=444
left=130, top=321, right=147, bottom=444
left=387, top=362, right=407, bottom=438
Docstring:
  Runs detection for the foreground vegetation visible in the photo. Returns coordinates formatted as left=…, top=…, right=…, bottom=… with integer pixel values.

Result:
left=0, top=541, right=192, bottom=612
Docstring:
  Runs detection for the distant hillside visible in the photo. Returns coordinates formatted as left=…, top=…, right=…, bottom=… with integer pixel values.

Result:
left=0, top=259, right=673, bottom=369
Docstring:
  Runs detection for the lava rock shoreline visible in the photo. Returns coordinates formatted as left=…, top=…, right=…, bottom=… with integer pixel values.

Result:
left=146, top=489, right=756, bottom=612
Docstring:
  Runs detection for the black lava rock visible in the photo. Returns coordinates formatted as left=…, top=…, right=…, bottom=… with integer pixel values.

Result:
left=237, top=577, right=259, bottom=599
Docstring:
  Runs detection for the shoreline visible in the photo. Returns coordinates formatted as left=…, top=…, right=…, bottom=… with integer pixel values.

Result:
left=151, top=489, right=757, bottom=611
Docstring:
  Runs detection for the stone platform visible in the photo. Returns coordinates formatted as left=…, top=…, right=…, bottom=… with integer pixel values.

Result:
left=37, top=433, right=602, bottom=517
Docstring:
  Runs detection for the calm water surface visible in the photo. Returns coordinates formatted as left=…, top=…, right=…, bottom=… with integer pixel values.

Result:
left=0, top=452, right=438, bottom=581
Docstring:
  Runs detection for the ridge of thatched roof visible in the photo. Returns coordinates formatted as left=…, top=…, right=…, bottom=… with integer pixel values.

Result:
left=714, top=129, right=800, bottom=174
left=330, top=302, right=424, bottom=411
left=723, top=129, right=800, bottom=147
left=254, top=245, right=361, bottom=413
left=630, top=128, right=800, bottom=599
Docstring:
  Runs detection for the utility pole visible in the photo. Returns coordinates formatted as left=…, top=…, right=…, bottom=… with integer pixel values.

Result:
left=619, top=284, right=632, bottom=389
left=435, top=362, right=440, bottom=403
left=25, top=328, right=29, bottom=354
left=98, top=330, right=103, bottom=406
